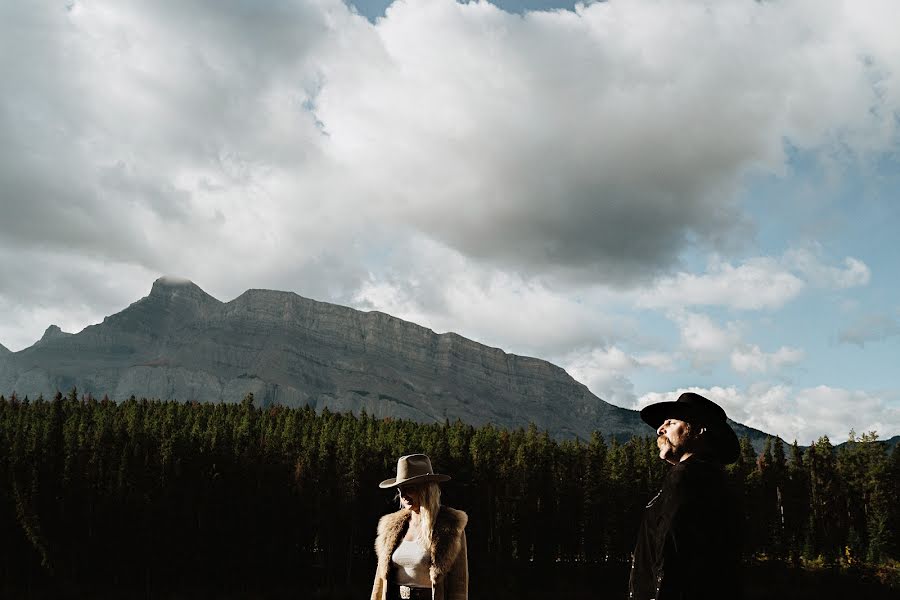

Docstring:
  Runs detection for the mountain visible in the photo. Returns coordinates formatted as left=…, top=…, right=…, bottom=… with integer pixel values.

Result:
left=835, top=434, right=900, bottom=454
left=0, top=277, right=775, bottom=447
left=886, top=435, right=900, bottom=453
left=0, top=342, right=9, bottom=355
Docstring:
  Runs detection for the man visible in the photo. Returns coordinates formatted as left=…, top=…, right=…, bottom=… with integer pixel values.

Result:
left=628, top=392, right=742, bottom=600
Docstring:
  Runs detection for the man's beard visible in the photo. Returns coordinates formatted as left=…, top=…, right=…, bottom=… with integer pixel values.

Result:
left=657, top=434, right=684, bottom=461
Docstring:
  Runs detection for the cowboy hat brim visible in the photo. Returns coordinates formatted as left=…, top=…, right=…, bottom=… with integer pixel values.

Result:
left=641, top=401, right=741, bottom=465
left=641, top=401, right=706, bottom=430
left=379, top=473, right=451, bottom=489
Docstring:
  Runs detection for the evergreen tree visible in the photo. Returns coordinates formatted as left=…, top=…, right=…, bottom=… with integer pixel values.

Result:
left=805, top=436, right=845, bottom=562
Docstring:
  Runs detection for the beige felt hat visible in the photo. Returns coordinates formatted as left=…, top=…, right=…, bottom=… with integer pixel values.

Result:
left=379, top=454, right=451, bottom=488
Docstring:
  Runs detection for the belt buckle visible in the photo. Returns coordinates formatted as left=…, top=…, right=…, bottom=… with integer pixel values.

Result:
left=399, top=585, right=412, bottom=600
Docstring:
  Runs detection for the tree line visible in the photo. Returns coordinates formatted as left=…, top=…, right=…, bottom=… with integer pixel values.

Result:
left=1, top=390, right=898, bottom=596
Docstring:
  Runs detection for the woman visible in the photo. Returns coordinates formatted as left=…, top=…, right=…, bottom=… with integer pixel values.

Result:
left=371, top=454, right=468, bottom=600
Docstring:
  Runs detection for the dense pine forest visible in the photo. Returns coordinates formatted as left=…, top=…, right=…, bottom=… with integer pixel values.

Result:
left=2, top=390, right=899, bottom=598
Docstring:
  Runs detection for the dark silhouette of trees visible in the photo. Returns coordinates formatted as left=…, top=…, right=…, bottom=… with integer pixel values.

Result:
left=1, top=391, right=898, bottom=597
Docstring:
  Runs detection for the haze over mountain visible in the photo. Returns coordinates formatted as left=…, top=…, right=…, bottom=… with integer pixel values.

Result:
left=0, top=277, right=771, bottom=446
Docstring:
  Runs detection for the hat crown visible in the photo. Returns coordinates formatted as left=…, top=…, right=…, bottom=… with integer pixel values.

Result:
left=677, top=392, right=727, bottom=423
left=396, top=454, right=434, bottom=481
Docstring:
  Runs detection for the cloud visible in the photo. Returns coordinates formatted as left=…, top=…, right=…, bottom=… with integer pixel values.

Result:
left=669, top=311, right=805, bottom=375
left=637, top=249, right=869, bottom=311
left=838, top=314, right=900, bottom=346
left=0, top=0, right=897, bottom=449
left=730, top=345, right=805, bottom=374
left=635, top=384, right=900, bottom=445
left=671, top=312, right=743, bottom=369
left=638, top=257, right=805, bottom=310
left=0, top=249, right=158, bottom=351
left=351, top=238, right=634, bottom=357
left=562, top=346, right=676, bottom=408
left=316, top=0, right=900, bottom=285
left=784, top=247, right=871, bottom=289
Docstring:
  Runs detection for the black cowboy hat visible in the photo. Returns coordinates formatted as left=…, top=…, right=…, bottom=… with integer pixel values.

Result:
left=640, top=392, right=740, bottom=464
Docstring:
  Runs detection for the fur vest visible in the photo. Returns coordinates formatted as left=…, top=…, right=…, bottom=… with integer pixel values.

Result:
left=371, top=506, right=468, bottom=600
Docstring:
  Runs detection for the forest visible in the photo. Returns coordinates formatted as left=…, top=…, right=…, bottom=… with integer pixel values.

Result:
left=1, top=390, right=898, bottom=599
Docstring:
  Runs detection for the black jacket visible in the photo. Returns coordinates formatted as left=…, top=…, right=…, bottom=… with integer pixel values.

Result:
left=628, top=457, right=741, bottom=600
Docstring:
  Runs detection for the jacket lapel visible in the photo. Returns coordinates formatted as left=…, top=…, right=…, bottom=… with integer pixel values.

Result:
left=375, top=509, right=410, bottom=579
left=429, top=507, right=468, bottom=584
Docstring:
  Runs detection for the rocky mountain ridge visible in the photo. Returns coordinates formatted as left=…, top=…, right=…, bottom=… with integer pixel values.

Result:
left=0, top=277, right=772, bottom=445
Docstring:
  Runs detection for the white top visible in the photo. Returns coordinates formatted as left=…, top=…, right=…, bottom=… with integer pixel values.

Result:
left=392, top=538, right=432, bottom=588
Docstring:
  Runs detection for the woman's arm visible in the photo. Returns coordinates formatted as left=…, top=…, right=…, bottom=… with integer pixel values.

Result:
left=444, top=531, right=468, bottom=600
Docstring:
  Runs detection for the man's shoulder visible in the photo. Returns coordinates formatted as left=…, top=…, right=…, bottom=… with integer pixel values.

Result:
left=673, top=456, right=726, bottom=474
left=666, top=458, right=727, bottom=493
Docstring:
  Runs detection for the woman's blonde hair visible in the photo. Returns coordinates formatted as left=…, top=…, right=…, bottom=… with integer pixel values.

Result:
left=399, top=482, right=442, bottom=547
left=417, top=482, right=442, bottom=548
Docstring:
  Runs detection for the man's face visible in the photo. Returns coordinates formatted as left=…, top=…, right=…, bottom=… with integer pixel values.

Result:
left=656, top=418, right=696, bottom=464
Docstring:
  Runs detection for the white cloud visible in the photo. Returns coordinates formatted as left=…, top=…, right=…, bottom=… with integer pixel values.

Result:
left=638, top=257, right=805, bottom=310
left=669, top=311, right=805, bottom=375
left=0, top=250, right=158, bottom=351
left=730, top=345, right=805, bottom=374
left=1, top=0, right=896, bottom=345
left=635, top=384, right=900, bottom=445
left=784, top=247, right=871, bottom=289
left=351, top=238, right=634, bottom=358
left=638, top=249, right=870, bottom=311
left=562, top=346, right=677, bottom=408
left=316, top=0, right=900, bottom=284
left=671, top=312, right=743, bottom=369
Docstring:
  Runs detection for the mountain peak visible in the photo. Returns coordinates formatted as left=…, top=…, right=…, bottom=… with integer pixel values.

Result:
left=39, top=325, right=71, bottom=343
left=151, top=276, right=199, bottom=292
left=148, top=276, right=220, bottom=304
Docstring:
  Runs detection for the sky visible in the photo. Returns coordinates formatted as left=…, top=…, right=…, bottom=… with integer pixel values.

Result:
left=1, top=0, right=899, bottom=444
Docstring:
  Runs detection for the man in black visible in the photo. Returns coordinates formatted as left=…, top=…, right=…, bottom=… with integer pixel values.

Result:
left=628, top=392, right=742, bottom=600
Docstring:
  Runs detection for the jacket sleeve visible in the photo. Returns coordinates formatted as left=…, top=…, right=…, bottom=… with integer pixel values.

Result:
left=370, top=572, right=384, bottom=600
left=444, top=531, right=469, bottom=600
left=656, top=512, right=722, bottom=600
left=655, top=526, right=686, bottom=600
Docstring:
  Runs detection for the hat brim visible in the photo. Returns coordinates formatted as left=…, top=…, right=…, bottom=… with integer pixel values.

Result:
left=640, top=401, right=699, bottom=430
left=379, top=473, right=451, bottom=489
left=640, top=401, right=740, bottom=465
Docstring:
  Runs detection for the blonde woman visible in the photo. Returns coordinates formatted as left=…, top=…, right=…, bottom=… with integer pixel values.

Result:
left=371, top=454, right=468, bottom=600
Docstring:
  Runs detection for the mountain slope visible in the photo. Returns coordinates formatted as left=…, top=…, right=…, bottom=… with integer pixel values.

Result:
left=0, top=277, right=774, bottom=446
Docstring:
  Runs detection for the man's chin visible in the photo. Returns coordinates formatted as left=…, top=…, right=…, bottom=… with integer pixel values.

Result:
left=659, top=444, right=680, bottom=464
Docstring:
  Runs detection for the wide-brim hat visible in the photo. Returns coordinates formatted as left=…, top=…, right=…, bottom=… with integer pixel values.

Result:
left=379, top=453, right=451, bottom=488
left=640, top=392, right=740, bottom=464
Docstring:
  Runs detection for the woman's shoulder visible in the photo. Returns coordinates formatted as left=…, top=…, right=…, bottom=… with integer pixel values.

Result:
left=376, top=508, right=410, bottom=536
left=436, top=505, right=468, bottom=531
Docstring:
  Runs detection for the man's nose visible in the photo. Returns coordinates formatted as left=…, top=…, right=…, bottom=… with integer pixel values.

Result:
left=657, top=423, right=665, bottom=435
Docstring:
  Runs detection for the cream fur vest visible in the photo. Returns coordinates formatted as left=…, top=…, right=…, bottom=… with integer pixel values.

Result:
left=370, top=506, right=468, bottom=600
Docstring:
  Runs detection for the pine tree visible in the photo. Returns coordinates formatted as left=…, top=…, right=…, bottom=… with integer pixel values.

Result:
left=806, top=436, right=845, bottom=562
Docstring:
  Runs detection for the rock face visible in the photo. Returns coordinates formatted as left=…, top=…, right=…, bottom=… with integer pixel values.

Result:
left=0, top=277, right=772, bottom=444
